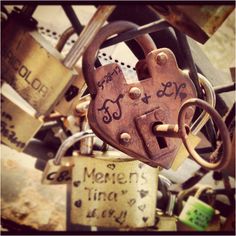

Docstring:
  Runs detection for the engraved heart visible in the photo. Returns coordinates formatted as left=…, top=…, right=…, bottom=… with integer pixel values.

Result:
left=128, top=198, right=136, bottom=206
left=142, top=217, right=148, bottom=223
left=138, top=204, right=146, bottom=212
left=138, top=163, right=144, bottom=169
left=179, top=92, right=187, bottom=101
left=121, top=190, right=128, bottom=195
left=73, top=180, right=81, bottom=187
left=74, top=199, right=82, bottom=208
left=107, top=163, right=116, bottom=170
left=138, top=189, right=149, bottom=198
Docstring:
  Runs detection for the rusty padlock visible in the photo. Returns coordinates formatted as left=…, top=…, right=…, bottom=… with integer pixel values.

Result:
left=82, top=21, right=197, bottom=169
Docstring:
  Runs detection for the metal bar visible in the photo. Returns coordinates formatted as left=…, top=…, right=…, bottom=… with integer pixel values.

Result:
left=63, top=5, right=116, bottom=69
left=153, top=124, right=182, bottom=138
left=174, top=29, right=203, bottom=98
left=101, top=19, right=170, bottom=49
left=214, top=83, right=235, bottom=94
left=62, top=6, right=83, bottom=35
left=21, top=5, right=37, bottom=18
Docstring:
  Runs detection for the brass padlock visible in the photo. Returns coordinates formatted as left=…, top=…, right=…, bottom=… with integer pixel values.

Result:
left=82, top=21, right=197, bottom=169
left=71, top=151, right=159, bottom=228
left=1, top=9, right=77, bottom=116
left=42, top=130, right=95, bottom=184
left=1, top=83, right=43, bottom=152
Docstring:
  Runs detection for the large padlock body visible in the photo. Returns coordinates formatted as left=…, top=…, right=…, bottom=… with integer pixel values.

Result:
left=1, top=86, right=43, bottom=151
left=1, top=13, right=76, bottom=116
left=71, top=154, right=158, bottom=228
left=88, top=48, right=197, bottom=168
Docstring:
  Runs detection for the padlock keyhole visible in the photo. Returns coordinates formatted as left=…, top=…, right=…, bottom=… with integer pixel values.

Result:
left=152, top=122, right=168, bottom=149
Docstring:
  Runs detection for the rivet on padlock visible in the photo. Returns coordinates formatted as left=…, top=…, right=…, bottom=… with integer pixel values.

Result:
left=156, top=52, right=168, bottom=65
left=178, top=185, right=215, bottom=231
left=42, top=130, right=95, bottom=184
left=82, top=21, right=197, bottom=169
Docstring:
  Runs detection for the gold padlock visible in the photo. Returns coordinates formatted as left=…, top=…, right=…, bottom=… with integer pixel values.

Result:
left=2, top=6, right=115, bottom=116
left=1, top=10, right=77, bottom=116
left=71, top=152, right=159, bottom=228
left=1, top=83, right=43, bottom=152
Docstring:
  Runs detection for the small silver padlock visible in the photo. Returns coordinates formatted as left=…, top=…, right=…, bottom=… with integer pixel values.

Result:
left=42, top=130, right=95, bottom=184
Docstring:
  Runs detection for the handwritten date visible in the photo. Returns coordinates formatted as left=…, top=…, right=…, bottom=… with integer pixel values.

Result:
left=97, top=66, right=122, bottom=90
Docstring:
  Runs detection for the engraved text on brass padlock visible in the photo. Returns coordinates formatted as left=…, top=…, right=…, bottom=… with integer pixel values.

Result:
left=1, top=12, right=76, bottom=115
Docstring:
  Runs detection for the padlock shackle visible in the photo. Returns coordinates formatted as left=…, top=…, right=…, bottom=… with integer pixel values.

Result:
left=56, top=26, right=75, bottom=52
left=176, top=184, right=213, bottom=214
left=53, top=130, right=95, bottom=165
left=178, top=98, right=231, bottom=171
left=82, top=20, right=157, bottom=98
